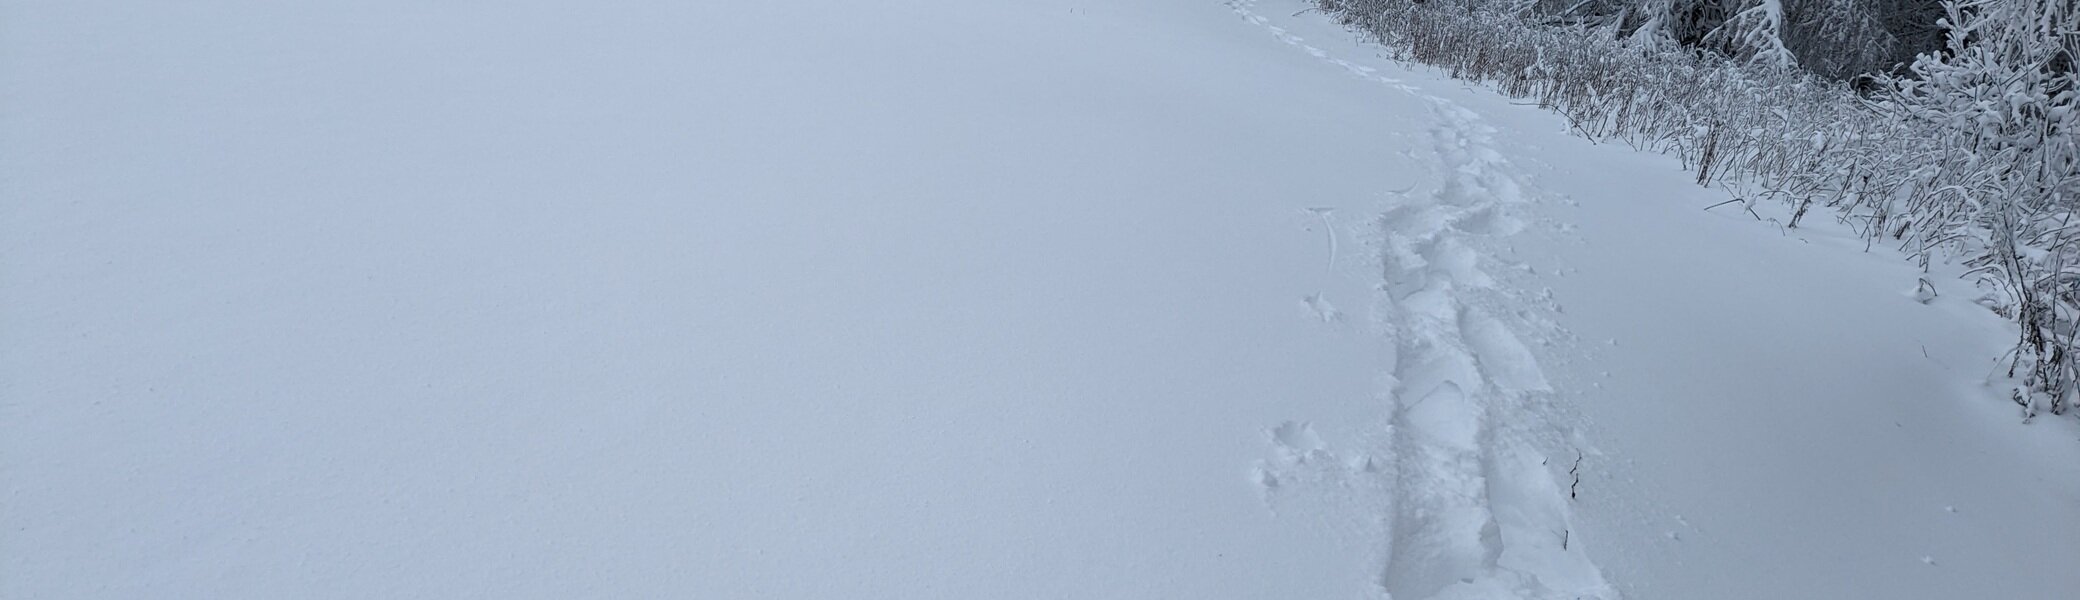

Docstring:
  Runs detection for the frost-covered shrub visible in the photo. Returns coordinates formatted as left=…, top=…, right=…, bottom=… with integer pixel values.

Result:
left=1317, top=0, right=2079, bottom=417
left=1875, top=0, right=2080, bottom=416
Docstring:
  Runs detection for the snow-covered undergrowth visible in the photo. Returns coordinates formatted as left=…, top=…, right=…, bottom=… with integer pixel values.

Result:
left=1317, top=0, right=2080, bottom=418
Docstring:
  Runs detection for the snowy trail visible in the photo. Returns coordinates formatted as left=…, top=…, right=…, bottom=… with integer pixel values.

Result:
left=7, top=0, right=2078, bottom=598
left=1374, top=102, right=1611, bottom=600
left=1238, top=2, right=2080, bottom=598
left=1237, top=3, right=1612, bottom=597
left=1367, top=102, right=1609, bottom=599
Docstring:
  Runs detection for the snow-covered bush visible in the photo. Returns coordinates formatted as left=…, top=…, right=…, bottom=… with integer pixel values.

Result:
left=1317, top=0, right=2079, bottom=417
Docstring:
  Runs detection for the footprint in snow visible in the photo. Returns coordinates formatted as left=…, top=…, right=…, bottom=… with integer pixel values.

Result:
left=1303, top=293, right=1343, bottom=323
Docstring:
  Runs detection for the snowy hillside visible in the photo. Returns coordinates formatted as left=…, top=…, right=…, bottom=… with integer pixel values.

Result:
left=4, top=0, right=2075, bottom=598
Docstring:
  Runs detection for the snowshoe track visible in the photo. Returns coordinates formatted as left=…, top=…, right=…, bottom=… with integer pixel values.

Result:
left=1236, top=2, right=1613, bottom=598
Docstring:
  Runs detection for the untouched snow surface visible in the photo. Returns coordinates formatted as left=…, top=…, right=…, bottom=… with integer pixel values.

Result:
left=5, top=0, right=2076, bottom=598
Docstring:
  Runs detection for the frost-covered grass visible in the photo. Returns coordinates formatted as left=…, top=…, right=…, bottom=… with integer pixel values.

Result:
left=1318, top=0, right=2080, bottom=418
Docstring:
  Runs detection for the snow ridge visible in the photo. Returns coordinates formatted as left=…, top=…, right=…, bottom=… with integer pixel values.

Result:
left=1235, top=3, right=1613, bottom=598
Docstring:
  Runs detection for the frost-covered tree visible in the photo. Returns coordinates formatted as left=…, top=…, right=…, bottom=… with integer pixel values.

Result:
left=1509, top=0, right=1950, bottom=77
left=1702, top=0, right=1800, bottom=67
left=1784, top=0, right=1904, bottom=77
